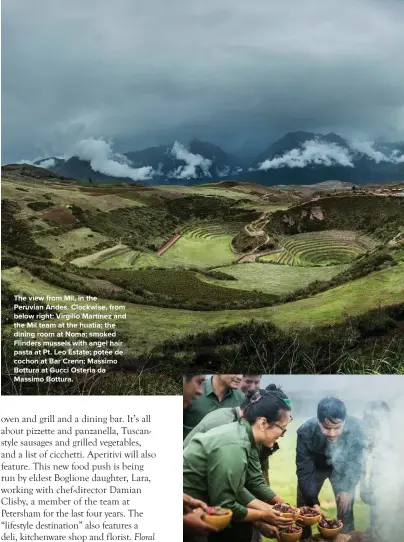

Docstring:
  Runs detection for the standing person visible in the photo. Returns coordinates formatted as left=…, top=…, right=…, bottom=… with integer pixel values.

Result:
left=296, top=397, right=365, bottom=540
left=183, top=389, right=295, bottom=542
left=183, top=374, right=244, bottom=440
left=240, top=375, right=262, bottom=395
left=360, top=401, right=391, bottom=542
left=184, top=385, right=287, bottom=505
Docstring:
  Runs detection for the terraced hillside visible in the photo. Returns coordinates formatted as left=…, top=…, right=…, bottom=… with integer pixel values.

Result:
left=2, top=166, right=404, bottom=391
left=259, top=230, right=378, bottom=266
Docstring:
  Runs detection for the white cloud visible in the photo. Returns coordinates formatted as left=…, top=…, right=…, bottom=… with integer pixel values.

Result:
left=17, top=159, right=36, bottom=165
left=217, top=165, right=231, bottom=177
left=73, top=137, right=154, bottom=181
left=170, top=141, right=212, bottom=179
left=38, top=158, right=56, bottom=168
left=257, top=139, right=354, bottom=170
left=349, top=139, right=404, bottom=163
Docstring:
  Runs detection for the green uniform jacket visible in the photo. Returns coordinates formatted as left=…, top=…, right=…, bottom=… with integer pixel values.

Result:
left=183, top=377, right=245, bottom=440
left=183, top=406, right=276, bottom=502
left=184, top=419, right=266, bottom=520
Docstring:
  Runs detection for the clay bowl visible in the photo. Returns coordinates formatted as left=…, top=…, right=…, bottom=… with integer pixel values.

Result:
left=282, top=508, right=300, bottom=519
left=282, top=509, right=299, bottom=519
left=273, top=503, right=300, bottom=519
left=202, top=508, right=233, bottom=530
left=279, top=527, right=303, bottom=542
left=296, top=511, right=321, bottom=526
left=318, top=521, right=343, bottom=539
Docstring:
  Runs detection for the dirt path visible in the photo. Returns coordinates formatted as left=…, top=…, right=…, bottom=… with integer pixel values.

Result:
left=235, top=210, right=277, bottom=261
left=156, top=233, right=181, bottom=256
left=236, top=248, right=283, bottom=264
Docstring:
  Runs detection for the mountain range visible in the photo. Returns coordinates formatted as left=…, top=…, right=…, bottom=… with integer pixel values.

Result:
left=31, top=131, right=404, bottom=186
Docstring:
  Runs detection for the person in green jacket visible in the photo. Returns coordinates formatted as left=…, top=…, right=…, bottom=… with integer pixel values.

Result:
left=184, top=384, right=285, bottom=505
left=183, top=374, right=245, bottom=440
left=183, top=388, right=294, bottom=542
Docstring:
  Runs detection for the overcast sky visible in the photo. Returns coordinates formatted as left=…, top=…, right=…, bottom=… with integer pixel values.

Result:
left=2, top=0, right=404, bottom=163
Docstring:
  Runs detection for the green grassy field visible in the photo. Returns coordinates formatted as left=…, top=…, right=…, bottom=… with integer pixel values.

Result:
left=235, top=203, right=290, bottom=212
left=157, top=233, right=236, bottom=267
left=200, top=263, right=349, bottom=295
left=2, top=264, right=403, bottom=355
left=155, top=184, right=261, bottom=201
left=35, top=227, right=110, bottom=258
left=267, top=421, right=369, bottom=539
left=71, top=244, right=132, bottom=267
left=72, top=233, right=237, bottom=269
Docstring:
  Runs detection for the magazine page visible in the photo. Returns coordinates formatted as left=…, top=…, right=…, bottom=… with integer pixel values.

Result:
left=2, top=1, right=404, bottom=542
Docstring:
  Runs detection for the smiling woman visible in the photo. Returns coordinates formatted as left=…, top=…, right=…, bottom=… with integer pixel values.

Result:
left=183, top=388, right=293, bottom=542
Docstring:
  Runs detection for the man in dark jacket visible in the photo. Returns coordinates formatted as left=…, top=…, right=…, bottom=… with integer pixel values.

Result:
left=296, top=397, right=365, bottom=539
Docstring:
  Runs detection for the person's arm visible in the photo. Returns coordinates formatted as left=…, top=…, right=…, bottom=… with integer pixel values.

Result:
left=237, top=487, right=256, bottom=506
left=183, top=493, right=209, bottom=512
left=296, top=432, right=319, bottom=506
left=245, top=449, right=277, bottom=502
left=183, top=509, right=219, bottom=535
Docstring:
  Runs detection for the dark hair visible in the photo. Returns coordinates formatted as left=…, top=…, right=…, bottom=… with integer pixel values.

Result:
left=317, top=397, right=347, bottom=423
left=241, top=388, right=259, bottom=407
left=183, top=375, right=204, bottom=382
left=243, top=385, right=291, bottom=424
left=266, top=383, right=288, bottom=398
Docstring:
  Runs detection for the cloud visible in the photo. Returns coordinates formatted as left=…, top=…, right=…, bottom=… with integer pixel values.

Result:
left=349, top=139, right=404, bottom=163
left=3, top=0, right=404, bottom=163
left=217, top=165, right=230, bottom=177
left=17, top=159, right=36, bottom=165
left=37, top=158, right=56, bottom=168
left=256, top=139, right=354, bottom=170
left=73, top=138, right=155, bottom=181
left=170, top=141, right=212, bottom=179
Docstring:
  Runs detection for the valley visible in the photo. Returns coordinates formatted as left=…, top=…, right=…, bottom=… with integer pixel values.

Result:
left=2, top=165, right=404, bottom=393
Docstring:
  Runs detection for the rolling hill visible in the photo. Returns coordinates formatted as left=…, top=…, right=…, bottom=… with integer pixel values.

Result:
left=1, top=165, right=404, bottom=394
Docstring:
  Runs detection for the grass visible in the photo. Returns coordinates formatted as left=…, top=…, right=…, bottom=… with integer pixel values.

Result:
left=155, top=185, right=261, bottom=201
left=71, top=244, right=132, bottom=267
left=96, top=268, right=276, bottom=308
left=269, top=264, right=404, bottom=329
left=235, top=203, right=290, bottom=212
left=2, top=178, right=141, bottom=213
left=199, top=263, right=349, bottom=295
left=97, top=251, right=159, bottom=269
left=261, top=231, right=377, bottom=267
left=35, top=227, right=109, bottom=258
left=78, top=233, right=237, bottom=269
left=266, top=420, right=369, bottom=539
left=157, top=233, right=236, bottom=268
left=2, top=264, right=403, bottom=355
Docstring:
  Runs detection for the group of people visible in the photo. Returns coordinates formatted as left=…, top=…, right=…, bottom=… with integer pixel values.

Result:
left=183, top=374, right=389, bottom=542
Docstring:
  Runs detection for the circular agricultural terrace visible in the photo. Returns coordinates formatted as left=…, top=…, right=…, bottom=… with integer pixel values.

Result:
left=259, top=230, right=378, bottom=267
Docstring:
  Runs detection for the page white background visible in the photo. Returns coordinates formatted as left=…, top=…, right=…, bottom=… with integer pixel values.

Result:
left=0, top=396, right=183, bottom=541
